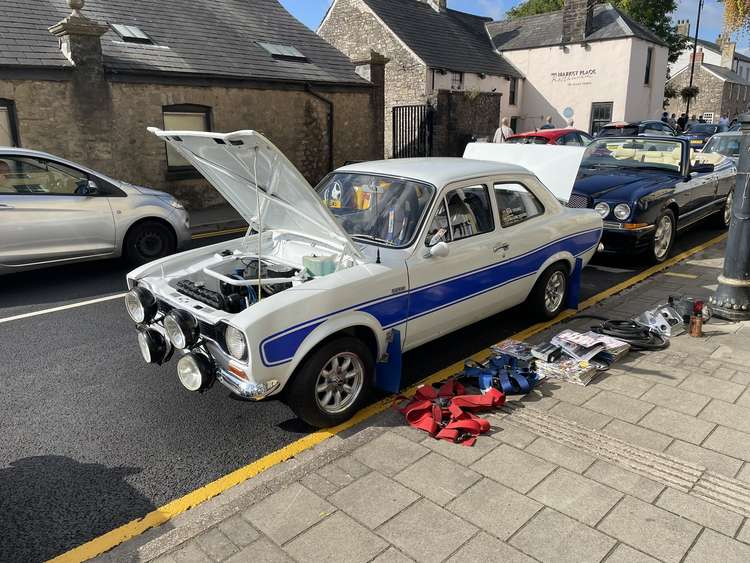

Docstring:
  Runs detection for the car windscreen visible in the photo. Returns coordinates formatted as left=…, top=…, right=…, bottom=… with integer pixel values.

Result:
left=506, top=136, right=549, bottom=144
left=686, top=124, right=719, bottom=134
left=598, top=126, right=639, bottom=137
left=703, top=135, right=740, bottom=158
left=581, top=139, right=683, bottom=173
left=316, top=173, right=435, bottom=248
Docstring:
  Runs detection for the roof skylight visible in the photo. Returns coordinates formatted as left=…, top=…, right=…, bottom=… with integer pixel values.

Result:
left=258, top=42, right=308, bottom=62
left=111, top=24, right=153, bottom=44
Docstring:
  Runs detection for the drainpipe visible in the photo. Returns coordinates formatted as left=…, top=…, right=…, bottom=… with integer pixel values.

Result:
left=305, top=84, right=334, bottom=173
left=709, top=112, right=750, bottom=320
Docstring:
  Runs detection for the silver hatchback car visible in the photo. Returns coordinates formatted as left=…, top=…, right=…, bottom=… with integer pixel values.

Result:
left=0, top=148, right=191, bottom=274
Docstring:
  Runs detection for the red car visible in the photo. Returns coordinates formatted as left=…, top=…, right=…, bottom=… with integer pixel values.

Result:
left=505, top=128, right=594, bottom=146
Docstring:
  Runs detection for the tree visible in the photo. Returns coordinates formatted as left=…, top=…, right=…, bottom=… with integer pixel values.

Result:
left=723, top=1, right=750, bottom=33
left=506, top=0, right=688, bottom=63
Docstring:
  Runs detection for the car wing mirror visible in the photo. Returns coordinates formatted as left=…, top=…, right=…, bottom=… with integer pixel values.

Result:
left=690, top=162, right=715, bottom=174
left=426, top=241, right=450, bottom=259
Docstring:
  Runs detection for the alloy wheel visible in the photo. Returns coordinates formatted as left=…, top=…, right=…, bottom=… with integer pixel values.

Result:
left=653, top=215, right=674, bottom=260
left=725, top=191, right=734, bottom=227
left=314, top=352, right=364, bottom=414
left=544, top=271, right=566, bottom=313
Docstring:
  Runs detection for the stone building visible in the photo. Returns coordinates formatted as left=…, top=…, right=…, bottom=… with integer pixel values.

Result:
left=319, top=0, right=521, bottom=157
left=0, top=0, right=385, bottom=208
left=320, top=0, right=669, bottom=153
left=671, top=20, right=750, bottom=83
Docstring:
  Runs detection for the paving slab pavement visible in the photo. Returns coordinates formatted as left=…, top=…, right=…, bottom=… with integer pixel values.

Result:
left=99, top=240, right=750, bottom=563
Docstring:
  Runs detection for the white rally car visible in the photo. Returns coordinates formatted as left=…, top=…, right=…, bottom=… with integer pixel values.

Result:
left=125, top=130, right=602, bottom=427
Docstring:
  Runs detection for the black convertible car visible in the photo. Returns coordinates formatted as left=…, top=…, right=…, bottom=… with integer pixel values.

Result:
left=567, top=137, right=735, bottom=263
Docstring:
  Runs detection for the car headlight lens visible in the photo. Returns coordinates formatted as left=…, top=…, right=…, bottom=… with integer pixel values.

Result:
left=125, top=286, right=157, bottom=323
left=169, top=199, right=185, bottom=210
left=594, top=202, right=611, bottom=218
left=164, top=309, right=199, bottom=350
left=614, top=203, right=632, bottom=221
left=177, top=353, right=214, bottom=392
left=225, top=325, right=247, bottom=360
left=137, top=328, right=169, bottom=364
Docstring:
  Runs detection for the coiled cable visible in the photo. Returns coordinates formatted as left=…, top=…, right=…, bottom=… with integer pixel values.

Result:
left=575, top=315, right=669, bottom=351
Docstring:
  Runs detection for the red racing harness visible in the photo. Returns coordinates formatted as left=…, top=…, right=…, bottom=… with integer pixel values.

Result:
left=399, top=379, right=505, bottom=446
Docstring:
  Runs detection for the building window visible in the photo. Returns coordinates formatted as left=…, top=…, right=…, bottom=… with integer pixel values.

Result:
left=162, top=104, right=211, bottom=178
left=644, top=47, right=653, bottom=85
left=111, top=23, right=154, bottom=44
left=590, top=102, right=613, bottom=134
left=0, top=99, right=20, bottom=147
left=431, top=69, right=436, bottom=93
left=509, top=77, right=518, bottom=106
left=451, top=72, right=463, bottom=91
left=702, top=112, right=714, bottom=123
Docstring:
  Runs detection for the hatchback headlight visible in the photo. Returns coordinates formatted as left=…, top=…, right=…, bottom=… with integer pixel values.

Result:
left=169, top=199, right=185, bottom=210
left=225, top=325, right=247, bottom=361
left=594, top=202, right=611, bottom=218
left=125, top=286, right=157, bottom=323
left=164, top=309, right=199, bottom=350
left=614, top=203, right=632, bottom=221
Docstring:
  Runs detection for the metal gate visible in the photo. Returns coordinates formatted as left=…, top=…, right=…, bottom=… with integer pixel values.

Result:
left=392, top=104, right=433, bottom=158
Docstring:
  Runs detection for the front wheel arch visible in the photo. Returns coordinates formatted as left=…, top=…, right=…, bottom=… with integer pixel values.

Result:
left=122, top=217, right=177, bottom=263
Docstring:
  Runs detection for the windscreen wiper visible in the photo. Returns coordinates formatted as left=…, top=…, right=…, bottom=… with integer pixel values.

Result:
left=352, top=234, right=394, bottom=246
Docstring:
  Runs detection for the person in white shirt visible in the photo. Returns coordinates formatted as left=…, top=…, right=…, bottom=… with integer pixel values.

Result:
left=493, top=117, right=514, bottom=143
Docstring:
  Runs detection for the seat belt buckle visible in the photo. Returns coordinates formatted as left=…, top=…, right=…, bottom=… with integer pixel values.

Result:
left=435, top=397, right=451, bottom=408
left=454, top=432, right=473, bottom=444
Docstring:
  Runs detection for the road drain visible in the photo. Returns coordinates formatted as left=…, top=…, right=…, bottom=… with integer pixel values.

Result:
left=503, top=403, right=750, bottom=517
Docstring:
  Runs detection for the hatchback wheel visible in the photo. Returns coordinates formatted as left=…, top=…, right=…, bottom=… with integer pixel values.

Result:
left=287, top=337, right=373, bottom=428
left=649, top=210, right=676, bottom=264
left=124, top=221, right=176, bottom=265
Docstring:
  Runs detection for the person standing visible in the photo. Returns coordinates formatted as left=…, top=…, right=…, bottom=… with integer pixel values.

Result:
left=661, top=111, right=669, bottom=123
left=719, top=113, right=730, bottom=131
left=677, top=113, right=687, bottom=131
left=669, top=113, right=677, bottom=128
left=540, top=116, right=554, bottom=129
left=493, top=117, right=514, bottom=143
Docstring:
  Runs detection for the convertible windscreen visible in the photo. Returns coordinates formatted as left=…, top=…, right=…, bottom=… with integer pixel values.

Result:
left=317, top=173, right=435, bottom=247
left=703, top=135, right=740, bottom=158
left=581, top=139, right=683, bottom=173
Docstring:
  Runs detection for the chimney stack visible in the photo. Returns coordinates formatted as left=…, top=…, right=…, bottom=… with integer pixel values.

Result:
left=418, top=0, right=447, bottom=12
left=48, top=0, right=108, bottom=72
left=691, top=48, right=704, bottom=65
left=722, top=41, right=737, bottom=70
left=562, top=0, right=596, bottom=44
left=676, top=19, right=690, bottom=37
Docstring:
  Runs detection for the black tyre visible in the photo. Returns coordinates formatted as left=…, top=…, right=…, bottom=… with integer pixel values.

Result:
left=648, top=209, right=676, bottom=264
left=124, top=221, right=176, bottom=265
left=287, top=337, right=373, bottom=428
left=528, top=263, right=568, bottom=320
left=712, top=190, right=733, bottom=229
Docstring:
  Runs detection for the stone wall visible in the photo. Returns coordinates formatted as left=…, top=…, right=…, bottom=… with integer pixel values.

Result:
left=667, top=65, right=750, bottom=120
left=0, top=77, right=382, bottom=209
left=431, top=90, right=502, bottom=156
left=320, top=0, right=427, bottom=157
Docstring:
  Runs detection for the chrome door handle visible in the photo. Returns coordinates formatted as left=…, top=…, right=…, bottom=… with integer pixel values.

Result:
left=494, top=242, right=510, bottom=253
left=0, top=203, right=14, bottom=209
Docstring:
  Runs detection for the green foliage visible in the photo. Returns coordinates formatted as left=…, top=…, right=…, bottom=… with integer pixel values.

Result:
left=680, top=85, right=699, bottom=103
left=505, top=0, right=688, bottom=63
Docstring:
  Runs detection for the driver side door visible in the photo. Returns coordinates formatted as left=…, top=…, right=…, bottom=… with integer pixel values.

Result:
left=0, top=155, right=116, bottom=268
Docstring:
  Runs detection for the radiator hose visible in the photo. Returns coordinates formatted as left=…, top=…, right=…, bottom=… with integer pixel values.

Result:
left=575, top=315, right=669, bottom=351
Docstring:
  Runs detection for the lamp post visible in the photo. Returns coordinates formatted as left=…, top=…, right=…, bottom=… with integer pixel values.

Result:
left=685, top=0, right=704, bottom=118
left=709, top=112, right=750, bottom=320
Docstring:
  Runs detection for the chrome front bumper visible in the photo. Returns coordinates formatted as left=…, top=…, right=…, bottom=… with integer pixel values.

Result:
left=215, top=367, right=280, bottom=400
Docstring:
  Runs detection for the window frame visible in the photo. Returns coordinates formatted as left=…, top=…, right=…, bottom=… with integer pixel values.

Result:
left=493, top=181, right=546, bottom=229
left=590, top=101, right=614, bottom=135
left=451, top=72, right=464, bottom=91
left=424, top=182, right=495, bottom=247
left=0, top=99, right=21, bottom=147
left=162, top=104, right=212, bottom=180
left=509, top=77, right=517, bottom=106
left=644, top=47, right=653, bottom=85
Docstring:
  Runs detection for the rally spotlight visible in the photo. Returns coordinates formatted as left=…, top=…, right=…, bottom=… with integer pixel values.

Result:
left=137, top=328, right=171, bottom=365
left=164, top=309, right=200, bottom=350
left=125, top=286, right=158, bottom=323
left=176, top=353, right=215, bottom=392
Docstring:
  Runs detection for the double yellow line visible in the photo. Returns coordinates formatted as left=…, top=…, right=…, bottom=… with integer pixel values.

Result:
left=191, top=226, right=248, bottom=240
left=50, top=231, right=727, bottom=562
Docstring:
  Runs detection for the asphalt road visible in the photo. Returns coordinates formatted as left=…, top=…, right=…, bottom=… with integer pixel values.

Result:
left=0, top=225, right=726, bottom=561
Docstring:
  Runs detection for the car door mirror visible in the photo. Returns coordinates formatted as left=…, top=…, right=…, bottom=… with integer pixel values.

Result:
left=75, top=179, right=99, bottom=195
left=427, top=241, right=450, bottom=259
left=690, top=162, right=715, bottom=174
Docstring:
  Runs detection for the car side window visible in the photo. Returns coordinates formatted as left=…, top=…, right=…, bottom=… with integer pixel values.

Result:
left=0, top=156, right=89, bottom=195
left=424, top=185, right=494, bottom=246
left=558, top=133, right=583, bottom=146
left=494, top=182, right=545, bottom=228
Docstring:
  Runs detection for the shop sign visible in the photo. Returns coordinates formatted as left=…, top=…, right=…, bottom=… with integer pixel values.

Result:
left=551, top=69, right=597, bottom=86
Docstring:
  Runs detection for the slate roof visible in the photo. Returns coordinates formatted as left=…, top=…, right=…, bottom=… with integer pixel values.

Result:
left=0, top=0, right=368, bottom=85
left=487, top=2, right=665, bottom=52
left=702, top=63, right=750, bottom=85
left=696, top=38, right=750, bottom=64
left=361, top=0, right=522, bottom=77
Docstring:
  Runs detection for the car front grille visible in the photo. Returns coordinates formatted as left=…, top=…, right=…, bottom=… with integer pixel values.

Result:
left=567, top=193, right=591, bottom=209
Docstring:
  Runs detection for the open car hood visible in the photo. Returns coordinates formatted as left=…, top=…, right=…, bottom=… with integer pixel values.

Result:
left=463, top=143, right=585, bottom=202
left=149, top=128, right=363, bottom=260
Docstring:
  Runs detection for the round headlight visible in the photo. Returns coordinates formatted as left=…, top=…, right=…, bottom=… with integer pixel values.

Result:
left=594, top=202, right=611, bottom=219
left=164, top=309, right=199, bottom=350
left=225, top=325, right=247, bottom=361
left=614, top=203, right=632, bottom=221
left=137, top=328, right=169, bottom=364
left=177, top=353, right=214, bottom=392
left=125, top=286, right=157, bottom=323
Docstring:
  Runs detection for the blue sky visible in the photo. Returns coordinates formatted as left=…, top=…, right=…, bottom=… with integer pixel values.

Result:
left=278, top=0, right=746, bottom=50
